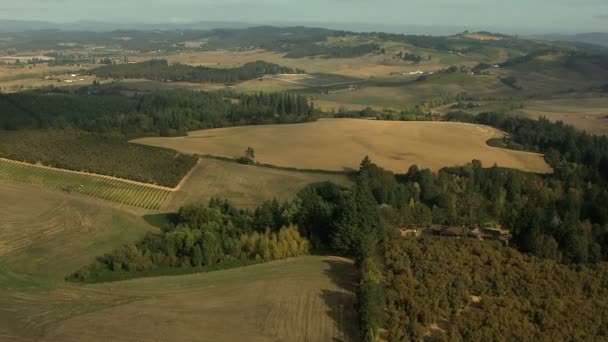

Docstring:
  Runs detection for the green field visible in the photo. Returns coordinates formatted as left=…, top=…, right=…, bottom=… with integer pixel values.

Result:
left=0, top=159, right=173, bottom=210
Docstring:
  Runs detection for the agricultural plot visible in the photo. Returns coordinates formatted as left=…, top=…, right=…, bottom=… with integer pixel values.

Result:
left=134, top=118, right=551, bottom=174
left=154, top=49, right=449, bottom=79
left=167, top=158, right=352, bottom=210
left=0, top=184, right=357, bottom=341
left=518, top=97, right=608, bottom=135
left=302, top=73, right=511, bottom=110
left=264, top=73, right=365, bottom=88
left=0, top=158, right=173, bottom=210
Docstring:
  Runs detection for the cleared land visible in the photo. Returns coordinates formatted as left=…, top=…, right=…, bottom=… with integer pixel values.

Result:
left=0, top=64, right=96, bottom=92
left=134, top=118, right=551, bottom=174
left=0, top=185, right=357, bottom=341
left=519, top=97, right=608, bottom=135
left=302, top=73, right=513, bottom=110
left=0, top=183, right=155, bottom=340
left=167, top=158, right=352, bottom=210
left=0, top=158, right=173, bottom=210
left=45, top=256, right=358, bottom=342
left=149, top=49, right=449, bottom=78
left=0, top=173, right=357, bottom=341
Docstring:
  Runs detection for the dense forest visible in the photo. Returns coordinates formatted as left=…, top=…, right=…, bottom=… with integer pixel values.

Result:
left=384, top=236, right=608, bottom=340
left=94, top=60, right=304, bottom=84
left=0, top=88, right=315, bottom=185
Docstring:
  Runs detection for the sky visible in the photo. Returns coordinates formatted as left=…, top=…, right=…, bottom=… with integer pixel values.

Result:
left=1, top=0, right=607, bottom=34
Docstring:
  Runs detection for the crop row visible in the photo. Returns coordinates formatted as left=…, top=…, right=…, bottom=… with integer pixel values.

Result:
left=0, top=159, right=173, bottom=210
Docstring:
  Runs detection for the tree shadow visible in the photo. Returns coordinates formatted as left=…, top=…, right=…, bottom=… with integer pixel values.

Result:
left=323, top=259, right=357, bottom=292
left=142, top=212, right=177, bottom=229
left=322, top=258, right=360, bottom=342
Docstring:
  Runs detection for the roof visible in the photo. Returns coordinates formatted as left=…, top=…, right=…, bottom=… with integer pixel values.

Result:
left=442, top=227, right=468, bottom=236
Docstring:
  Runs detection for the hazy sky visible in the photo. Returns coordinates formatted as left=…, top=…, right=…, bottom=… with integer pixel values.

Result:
left=1, top=0, right=607, bottom=33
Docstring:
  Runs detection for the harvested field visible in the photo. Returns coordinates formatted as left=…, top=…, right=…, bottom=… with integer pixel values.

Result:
left=520, top=97, right=608, bottom=135
left=0, top=193, right=357, bottom=340
left=134, top=118, right=551, bottom=174
left=0, top=183, right=154, bottom=274
left=149, top=49, right=447, bottom=78
left=464, top=33, right=504, bottom=41
left=0, top=183, right=358, bottom=341
left=167, top=158, right=352, bottom=210
left=45, top=256, right=358, bottom=342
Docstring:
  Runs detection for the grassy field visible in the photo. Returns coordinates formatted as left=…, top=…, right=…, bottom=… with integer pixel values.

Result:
left=0, top=184, right=357, bottom=341
left=0, top=158, right=174, bottom=210
left=518, top=97, right=608, bottom=135
left=0, top=64, right=97, bottom=92
left=302, top=73, right=512, bottom=110
left=149, top=49, right=450, bottom=78
left=0, top=182, right=155, bottom=339
left=167, top=158, right=352, bottom=210
left=133, top=118, right=551, bottom=174
left=44, top=256, right=358, bottom=342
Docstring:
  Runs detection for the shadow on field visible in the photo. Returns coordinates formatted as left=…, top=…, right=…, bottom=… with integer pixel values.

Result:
left=323, top=259, right=356, bottom=292
left=322, top=259, right=360, bottom=342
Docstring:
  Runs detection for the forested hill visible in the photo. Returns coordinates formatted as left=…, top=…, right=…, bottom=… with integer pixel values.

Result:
left=3, top=26, right=593, bottom=58
left=0, top=88, right=314, bottom=135
left=94, top=60, right=305, bottom=84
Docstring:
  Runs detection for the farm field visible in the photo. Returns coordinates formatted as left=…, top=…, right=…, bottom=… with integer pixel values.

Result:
left=302, top=73, right=513, bottom=110
left=264, top=73, right=364, bottom=88
left=134, top=118, right=552, bottom=174
left=518, top=97, right=608, bottom=135
left=167, top=158, right=352, bottom=210
left=0, top=158, right=174, bottom=210
left=0, top=182, right=358, bottom=341
left=0, top=64, right=97, bottom=92
left=44, top=256, right=358, bottom=342
left=149, top=49, right=449, bottom=78
left=0, top=184, right=356, bottom=341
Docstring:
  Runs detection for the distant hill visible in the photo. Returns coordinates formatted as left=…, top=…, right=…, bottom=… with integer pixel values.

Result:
left=0, top=19, right=254, bottom=33
left=532, top=32, right=608, bottom=47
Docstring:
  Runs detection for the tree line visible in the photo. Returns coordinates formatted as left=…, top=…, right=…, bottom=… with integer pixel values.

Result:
left=67, top=160, right=387, bottom=340
left=0, top=88, right=314, bottom=135
left=94, top=60, right=305, bottom=84
left=69, top=198, right=310, bottom=281
left=0, top=88, right=315, bottom=185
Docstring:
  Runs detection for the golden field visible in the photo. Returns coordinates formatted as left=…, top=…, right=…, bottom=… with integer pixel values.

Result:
left=133, top=118, right=552, bottom=174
